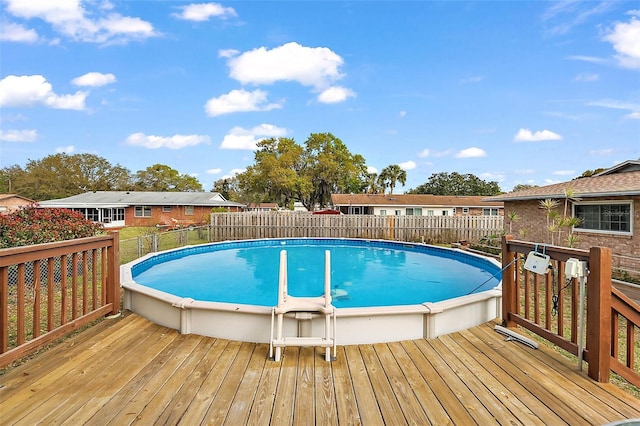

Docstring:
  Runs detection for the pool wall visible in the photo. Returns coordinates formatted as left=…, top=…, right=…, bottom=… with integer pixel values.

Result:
left=121, top=239, right=503, bottom=345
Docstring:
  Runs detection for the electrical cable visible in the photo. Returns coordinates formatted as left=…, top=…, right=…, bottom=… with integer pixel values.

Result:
left=466, top=257, right=518, bottom=295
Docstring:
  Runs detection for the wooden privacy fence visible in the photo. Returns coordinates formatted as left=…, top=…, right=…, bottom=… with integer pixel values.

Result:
left=210, top=212, right=504, bottom=243
left=502, top=236, right=639, bottom=387
left=0, top=232, right=120, bottom=368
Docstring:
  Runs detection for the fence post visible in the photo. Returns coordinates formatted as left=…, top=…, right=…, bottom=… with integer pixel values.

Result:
left=501, top=235, right=517, bottom=327
left=586, top=246, right=612, bottom=382
left=106, top=231, right=121, bottom=315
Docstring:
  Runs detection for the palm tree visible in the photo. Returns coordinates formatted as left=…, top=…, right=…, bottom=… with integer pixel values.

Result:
left=539, top=199, right=559, bottom=244
left=379, top=165, right=407, bottom=194
left=365, top=172, right=382, bottom=194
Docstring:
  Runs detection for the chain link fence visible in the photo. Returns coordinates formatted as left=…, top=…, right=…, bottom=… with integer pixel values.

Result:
left=119, top=225, right=211, bottom=264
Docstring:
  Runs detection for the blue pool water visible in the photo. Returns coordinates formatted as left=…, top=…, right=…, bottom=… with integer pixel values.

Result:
left=131, top=239, right=501, bottom=308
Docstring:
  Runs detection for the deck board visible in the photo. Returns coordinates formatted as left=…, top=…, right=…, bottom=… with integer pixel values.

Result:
left=1, top=313, right=638, bottom=426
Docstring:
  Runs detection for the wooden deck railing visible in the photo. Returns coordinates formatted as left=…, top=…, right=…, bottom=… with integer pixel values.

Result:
left=0, top=232, right=120, bottom=367
left=502, top=236, right=639, bottom=387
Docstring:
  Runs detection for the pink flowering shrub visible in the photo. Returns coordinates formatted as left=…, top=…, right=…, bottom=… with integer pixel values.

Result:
left=0, top=204, right=103, bottom=248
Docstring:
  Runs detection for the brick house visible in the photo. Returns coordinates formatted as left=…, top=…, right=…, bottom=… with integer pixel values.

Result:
left=38, top=191, right=245, bottom=228
left=331, top=193, right=504, bottom=216
left=0, top=194, right=35, bottom=214
left=486, top=160, right=640, bottom=271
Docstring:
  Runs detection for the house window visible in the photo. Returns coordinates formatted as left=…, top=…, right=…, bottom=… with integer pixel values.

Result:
left=135, top=205, right=152, bottom=217
left=394, top=210, right=401, bottom=216
left=406, top=208, right=423, bottom=216
left=113, top=208, right=125, bottom=221
left=185, top=206, right=194, bottom=215
left=483, top=208, right=499, bottom=216
left=427, top=210, right=434, bottom=216
left=162, top=206, right=172, bottom=213
left=574, top=202, right=632, bottom=234
left=462, top=207, right=470, bottom=214
left=85, top=208, right=99, bottom=221
left=380, top=210, right=387, bottom=216
left=442, top=210, right=448, bottom=216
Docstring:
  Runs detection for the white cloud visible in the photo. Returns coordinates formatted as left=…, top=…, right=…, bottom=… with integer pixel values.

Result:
left=553, top=170, right=575, bottom=176
left=588, top=148, right=614, bottom=155
left=3, top=0, right=157, bottom=44
left=566, top=55, right=608, bottom=64
left=205, top=89, right=282, bottom=116
left=56, top=145, right=75, bottom=153
left=173, top=3, right=237, bottom=21
left=514, top=169, right=535, bottom=175
left=0, top=21, right=39, bottom=42
left=226, top=42, right=345, bottom=90
left=0, top=75, right=87, bottom=110
left=220, top=168, right=245, bottom=179
left=0, top=129, right=38, bottom=142
left=72, top=72, right=116, bottom=87
left=206, top=168, right=222, bottom=175
left=603, top=16, right=640, bottom=69
left=219, top=124, right=288, bottom=150
left=574, top=72, right=599, bottom=82
left=366, top=166, right=378, bottom=174
left=399, top=111, right=407, bottom=118
left=480, top=172, right=504, bottom=182
left=417, top=149, right=430, bottom=158
left=455, top=147, right=487, bottom=158
left=399, top=161, right=417, bottom=170
left=461, top=75, right=483, bottom=84
left=514, top=128, right=562, bottom=142
left=218, top=48, right=239, bottom=58
left=125, top=132, right=211, bottom=149
left=541, top=1, right=613, bottom=36
left=317, top=86, right=356, bottom=104
left=587, top=99, right=640, bottom=119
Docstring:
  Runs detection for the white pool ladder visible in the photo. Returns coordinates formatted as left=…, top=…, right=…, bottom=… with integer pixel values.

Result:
left=269, top=250, right=336, bottom=362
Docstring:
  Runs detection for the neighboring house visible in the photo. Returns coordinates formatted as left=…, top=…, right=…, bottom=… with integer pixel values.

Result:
left=38, top=191, right=245, bottom=228
left=331, top=194, right=504, bottom=216
left=486, top=160, right=640, bottom=270
left=245, top=203, right=279, bottom=212
left=0, top=194, right=34, bottom=214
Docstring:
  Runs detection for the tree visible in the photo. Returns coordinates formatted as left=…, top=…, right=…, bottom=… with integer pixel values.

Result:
left=364, top=172, right=383, bottom=194
left=2, top=153, right=133, bottom=201
left=236, top=133, right=368, bottom=211
left=133, top=164, right=203, bottom=192
left=578, top=168, right=606, bottom=178
left=237, top=137, right=306, bottom=209
left=378, top=164, right=407, bottom=194
left=212, top=176, right=242, bottom=201
left=408, top=172, right=501, bottom=196
left=511, top=184, right=538, bottom=192
left=300, top=133, right=368, bottom=209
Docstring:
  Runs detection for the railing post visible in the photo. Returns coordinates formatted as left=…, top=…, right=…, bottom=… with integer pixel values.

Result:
left=502, top=235, right=517, bottom=327
left=106, top=231, right=121, bottom=315
left=586, top=246, right=611, bottom=382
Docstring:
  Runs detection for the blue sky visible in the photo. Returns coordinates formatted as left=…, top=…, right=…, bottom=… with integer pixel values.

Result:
left=1, top=1, right=639, bottom=193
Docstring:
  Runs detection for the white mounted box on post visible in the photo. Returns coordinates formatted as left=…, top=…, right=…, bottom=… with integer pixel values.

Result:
left=524, top=251, right=551, bottom=275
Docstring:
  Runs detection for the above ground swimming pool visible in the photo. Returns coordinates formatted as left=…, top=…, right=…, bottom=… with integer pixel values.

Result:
left=121, top=238, right=504, bottom=345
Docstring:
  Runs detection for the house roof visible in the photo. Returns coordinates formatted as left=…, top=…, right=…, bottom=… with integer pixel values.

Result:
left=0, top=194, right=35, bottom=203
left=38, top=191, right=245, bottom=208
left=487, top=160, right=640, bottom=202
left=331, top=193, right=503, bottom=207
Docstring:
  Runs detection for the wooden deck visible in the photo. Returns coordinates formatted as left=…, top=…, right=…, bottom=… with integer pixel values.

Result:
left=1, top=313, right=638, bottom=425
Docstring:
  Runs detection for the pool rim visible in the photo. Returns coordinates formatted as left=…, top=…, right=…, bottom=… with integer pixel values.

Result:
left=120, top=237, right=503, bottom=344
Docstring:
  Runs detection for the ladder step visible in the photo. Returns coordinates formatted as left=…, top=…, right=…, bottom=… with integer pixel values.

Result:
left=272, top=337, right=334, bottom=348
